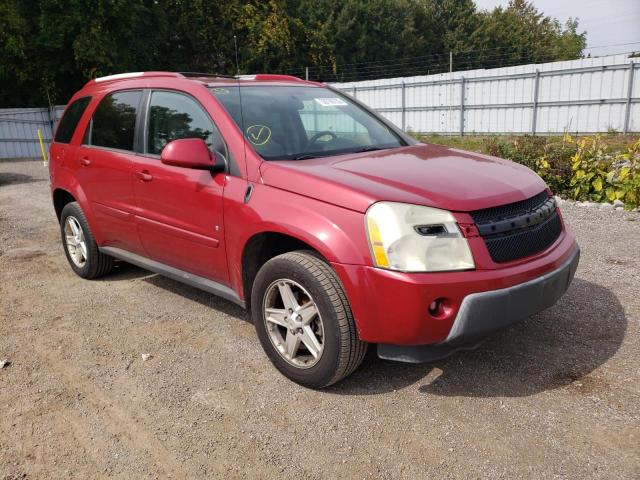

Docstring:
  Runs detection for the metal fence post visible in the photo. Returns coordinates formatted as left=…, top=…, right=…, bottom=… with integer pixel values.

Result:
left=624, top=61, right=635, bottom=134
left=459, top=77, right=465, bottom=136
left=401, top=81, right=406, bottom=131
left=352, top=86, right=358, bottom=132
left=313, top=96, right=318, bottom=132
left=532, top=69, right=540, bottom=135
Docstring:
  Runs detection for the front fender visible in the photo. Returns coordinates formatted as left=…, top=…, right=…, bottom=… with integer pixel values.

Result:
left=224, top=180, right=371, bottom=300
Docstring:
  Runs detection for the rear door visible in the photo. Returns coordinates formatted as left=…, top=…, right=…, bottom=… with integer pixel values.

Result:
left=131, top=89, right=229, bottom=282
left=74, top=90, right=145, bottom=254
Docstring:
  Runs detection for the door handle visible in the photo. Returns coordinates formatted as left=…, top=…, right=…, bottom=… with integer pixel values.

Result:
left=136, top=170, right=153, bottom=182
left=80, top=157, right=91, bottom=166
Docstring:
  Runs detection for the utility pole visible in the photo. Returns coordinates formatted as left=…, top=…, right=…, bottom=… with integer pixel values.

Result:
left=305, top=67, right=309, bottom=81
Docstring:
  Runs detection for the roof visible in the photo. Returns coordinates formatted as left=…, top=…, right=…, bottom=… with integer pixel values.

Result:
left=84, top=71, right=322, bottom=88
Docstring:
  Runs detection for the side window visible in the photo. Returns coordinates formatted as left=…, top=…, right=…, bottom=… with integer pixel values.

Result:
left=146, top=91, right=223, bottom=155
left=54, top=96, right=91, bottom=143
left=90, top=90, right=141, bottom=151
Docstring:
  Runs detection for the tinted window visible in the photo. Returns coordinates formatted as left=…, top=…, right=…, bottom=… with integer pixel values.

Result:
left=147, top=91, right=221, bottom=155
left=54, top=97, right=91, bottom=143
left=91, top=91, right=141, bottom=151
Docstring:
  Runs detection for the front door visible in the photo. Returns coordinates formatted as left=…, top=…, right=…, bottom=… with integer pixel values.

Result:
left=132, top=90, right=229, bottom=283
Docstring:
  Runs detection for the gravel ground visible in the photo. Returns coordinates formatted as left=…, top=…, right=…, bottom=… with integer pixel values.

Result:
left=1, top=159, right=639, bottom=479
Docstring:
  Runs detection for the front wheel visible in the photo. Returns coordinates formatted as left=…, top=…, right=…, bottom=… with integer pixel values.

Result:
left=251, top=251, right=367, bottom=388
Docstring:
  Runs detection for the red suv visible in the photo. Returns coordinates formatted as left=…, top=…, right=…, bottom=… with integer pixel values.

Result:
left=49, top=72, right=579, bottom=388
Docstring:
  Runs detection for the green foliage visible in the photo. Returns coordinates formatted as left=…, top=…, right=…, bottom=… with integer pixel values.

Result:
left=534, top=136, right=575, bottom=194
left=567, top=134, right=610, bottom=202
left=615, top=140, right=640, bottom=207
left=484, top=135, right=546, bottom=170
left=0, top=0, right=587, bottom=107
left=568, top=135, right=640, bottom=208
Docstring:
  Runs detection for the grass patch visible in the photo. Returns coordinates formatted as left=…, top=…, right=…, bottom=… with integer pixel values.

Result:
left=418, top=133, right=639, bottom=155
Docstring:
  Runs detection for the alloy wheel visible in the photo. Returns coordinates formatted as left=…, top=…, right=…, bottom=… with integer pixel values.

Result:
left=262, top=279, right=325, bottom=368
left=64, top=216, right=87, bottom=267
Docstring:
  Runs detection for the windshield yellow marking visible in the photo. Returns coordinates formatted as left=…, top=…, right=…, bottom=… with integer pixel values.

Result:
left=246, top=125, right=272, bottom=146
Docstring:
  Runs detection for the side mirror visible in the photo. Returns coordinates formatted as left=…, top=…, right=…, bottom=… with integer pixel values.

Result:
left=160, top=138, right=225, bottom=173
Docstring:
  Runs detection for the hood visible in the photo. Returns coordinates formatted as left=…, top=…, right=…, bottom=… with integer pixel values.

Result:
left=259, top=144, right=548, bottom=213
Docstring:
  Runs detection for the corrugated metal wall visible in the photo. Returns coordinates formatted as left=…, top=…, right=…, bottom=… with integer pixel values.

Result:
left=333, top=54, right=639, bottom=135
left=0, top=106, right=64, bottom=159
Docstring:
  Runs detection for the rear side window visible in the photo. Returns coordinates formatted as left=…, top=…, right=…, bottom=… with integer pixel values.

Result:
left=90, top=90, right=142, bottom=151
left=54, top=97, right=91, bottom=143
left=146, top=90, right=223, bottom=155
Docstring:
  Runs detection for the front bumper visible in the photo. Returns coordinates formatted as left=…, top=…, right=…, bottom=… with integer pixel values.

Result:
left=377, top=246, right=579, bottom=362
left=332, top=228, right=579, bottom=347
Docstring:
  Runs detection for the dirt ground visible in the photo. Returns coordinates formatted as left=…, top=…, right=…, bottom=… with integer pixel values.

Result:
left=1, top=159, right=639, bottom=479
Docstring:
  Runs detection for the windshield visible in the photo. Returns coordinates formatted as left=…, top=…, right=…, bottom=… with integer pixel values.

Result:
left=210, top=85, right=404, bottom=160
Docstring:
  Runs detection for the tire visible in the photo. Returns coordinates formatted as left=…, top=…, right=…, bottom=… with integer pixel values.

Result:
left=251, top=251, right=367, bottom=388
left=60, top=202, right=114, bottom=279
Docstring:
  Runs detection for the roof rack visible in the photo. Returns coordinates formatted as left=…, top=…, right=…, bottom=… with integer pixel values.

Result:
left=86, top=71, right=181, bottom=87
left=84, top=71, right=307, bottom=89
left=239, top=74, right=303, bottom=82
left=93, top=72, right=146, bottom=83
left=179, top=72, right=237, bottom=79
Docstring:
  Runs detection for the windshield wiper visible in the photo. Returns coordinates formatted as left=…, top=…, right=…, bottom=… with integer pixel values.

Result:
left=293, top=147, right=387, bottom=160
left=352, top=146, right=388, bottom=153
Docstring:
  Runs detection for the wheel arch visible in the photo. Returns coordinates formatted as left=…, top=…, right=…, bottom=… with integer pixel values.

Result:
left=53, top=188, right=76, bottom=220
left=241, top=231, right=326, bottom=309
left=50, top=170, right=104, bottom=243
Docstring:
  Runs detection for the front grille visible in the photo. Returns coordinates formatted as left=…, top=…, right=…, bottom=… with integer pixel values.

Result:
left=471, top=191, right=562, bottom=263
left=483, top=211, right=562, bottom=263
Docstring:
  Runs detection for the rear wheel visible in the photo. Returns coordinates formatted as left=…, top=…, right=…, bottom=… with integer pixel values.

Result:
left=251, top=251, right=367, bottom=388
left=60, top=202, right=113, bottom=279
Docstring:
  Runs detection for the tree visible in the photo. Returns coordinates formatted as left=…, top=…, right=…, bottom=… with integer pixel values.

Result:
left=0, top=0, right=37, bottom=106
left=469, top=0, right=586, bottom=69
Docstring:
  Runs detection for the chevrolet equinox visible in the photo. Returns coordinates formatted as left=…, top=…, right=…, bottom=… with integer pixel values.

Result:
left=49, top=72, right=580, bottom=388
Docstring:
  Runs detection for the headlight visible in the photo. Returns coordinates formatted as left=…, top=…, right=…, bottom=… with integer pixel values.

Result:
left=365, top=202, right=474, bottom=272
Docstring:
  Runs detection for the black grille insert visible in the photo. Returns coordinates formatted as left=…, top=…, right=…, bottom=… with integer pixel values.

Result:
left=483, top=211, right=562, bottom=263
left=471, top=191, right=563, bottom=263
left=471, top=190, right=549, bottom=225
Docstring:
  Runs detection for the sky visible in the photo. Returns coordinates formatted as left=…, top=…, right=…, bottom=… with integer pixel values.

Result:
left=473, top=0, right=640, bottom=56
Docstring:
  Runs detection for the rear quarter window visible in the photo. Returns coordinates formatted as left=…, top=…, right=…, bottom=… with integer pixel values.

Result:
left=54, top=96, right=91, bottom=144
